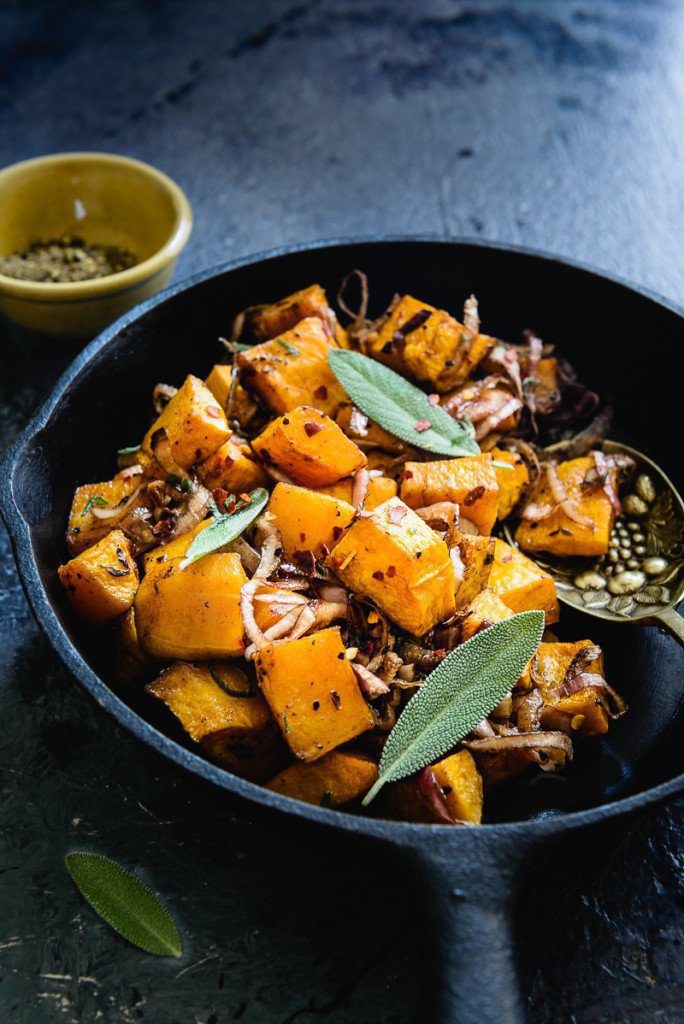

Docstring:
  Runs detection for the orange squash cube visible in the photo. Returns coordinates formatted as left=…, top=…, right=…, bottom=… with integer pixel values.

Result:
left=66, top=469, right=144, bottom=555
left=491, top=447, right=529, bottom=519
left=116, top=607, right=158, bottom=682
left=255, top=628, right=374, bottom=761
left=527, top=641, right=610, bottom=734
left=240, top=284, right=348, bottom=347
left=327, top=497, right=455, bottom=636
left=141, top=374, right=230, bottom=471
left=489, top=539, right=559, bottom=625
left=205, top=364, right=258, bottom=425
left=268, top=483, right=355, bottom=559
left=460, top=588, right=514, bottom=642
left=237, top=317, right=346, bottom=416
left=515, top=456, right=618, bottom=557
left=453, top=534, right=495, bottom=609
left=400, top=453, right=499, bottom=535
left=198, top=438, right=268, bottom=494
left=253, top=405, right=366, bottom=487
left=59, top=529, right=139, bottom=626
left=266, top=751, right=378, bottom=807
left=315, top=474, right=397, bottom=510
left=432, top=750, right=484, bottom=823
left=135, top=550, right=247, bottom=660
left=367, top=294, right=492, bottom=391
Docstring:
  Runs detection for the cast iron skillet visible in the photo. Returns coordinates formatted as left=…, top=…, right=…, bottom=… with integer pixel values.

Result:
left=1, top=239, right=683, bottom=1023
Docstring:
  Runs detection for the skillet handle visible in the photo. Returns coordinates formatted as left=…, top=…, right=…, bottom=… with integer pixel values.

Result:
left=651, top=604, right=684, bottom=645
left=406, top=832, right=532, bottom=1024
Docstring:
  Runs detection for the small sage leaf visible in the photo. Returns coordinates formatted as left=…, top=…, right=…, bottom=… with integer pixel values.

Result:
left=328, top=349, right=480, bottom=457
left=362, top=611, right=544, bottom=805
left=179, top=487, right=269, bottom=569
left=65, top=852, right=182, bottom=957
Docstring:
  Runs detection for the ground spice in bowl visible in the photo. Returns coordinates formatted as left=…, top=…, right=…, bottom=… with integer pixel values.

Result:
left=0, top=235, right=138, bottom=283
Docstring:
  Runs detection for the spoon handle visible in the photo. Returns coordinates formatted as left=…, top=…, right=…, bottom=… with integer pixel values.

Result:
left=651, top=604, right=684, bottom=645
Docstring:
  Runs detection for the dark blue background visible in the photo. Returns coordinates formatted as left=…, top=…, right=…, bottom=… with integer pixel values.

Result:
left=1, top=2, right=682, bottom=1022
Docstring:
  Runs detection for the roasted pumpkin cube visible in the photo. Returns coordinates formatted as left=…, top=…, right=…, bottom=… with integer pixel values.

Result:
left=135, top=551, right=247, bottom=660
left=147, top=661, right=271, bottom=743
left=433, top=750, right=483, bottom=823
left=237, top=317, right=346, bottom=416
left=335, top=403, right=408, bottom=453
left=205, top=364, right=259, bottom=425
left=491, top=447, right=529, bottom=519
left=268, top=483, right=355, bottom=559
left=197, top=439, right=268, bottom=494
left=239, top=284, right=348, bottom=347
left=489, top=539, right=559, bottom=625
left=327, top=497, right=455, bottom=636
left=255, top=628, right=374, bottom=761
left=59, top=530, right=139, bottom=626
left=453, top=534, right=495, bottom=609
left=66, top=470, right=145, bottom=556
left=202, top=726, right=287, bottom=783
left=252, top=581, right=309, bottom=633
left=253, top=405, right=366, bottom=487
left=204, top=363, right=233, bottom=409
left=116, top=607, right=158, bottom=682
left=315, top=474, right=398, bottom=511
left=266, top=751, right=378, bottom=807
left=368, top=295, right=492, bottom=391
left=515, top=456, right=617, bottom=557
left=141, top=374, right=230, bottom=471
left=460, top=588, right=514, bottom=643
left=527, top=641, right=609, bottom=734
left=400, top=453, right=499, bottom=535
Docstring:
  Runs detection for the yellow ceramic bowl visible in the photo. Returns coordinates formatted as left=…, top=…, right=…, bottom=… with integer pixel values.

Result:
left=0, top=152, right=192, bottom=338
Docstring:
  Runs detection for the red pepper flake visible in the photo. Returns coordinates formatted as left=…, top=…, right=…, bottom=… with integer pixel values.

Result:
left=388, top=504, right=408, bottom=525
left=314, top=385, right=328, bottom=401
left=502, top=555, right=513, bottom=564
left=372, top=570, right=384, bottom=580
left=206, top=406, right=222, bottom=419
left=304, top=421, right=323, bottom=437
left=239, top=493, right=251, bottom=502
left=386, top=565, right=396, bottom=578
left=393, top=308, right=431, bottom=342
left=464, top=485, right=486, bottom=506
left=332, top=526, right=343, bottom=541
left=330, top=690, right=342, bottom=709
left=414, top=419, right=431, bottom=433
left=300, top=532, right=306, bottom=542
left=222, top=456, right=235, bottom=469
left=401, top=469, right=414, bottom=481
left=427, top=393, right=440, bottom=406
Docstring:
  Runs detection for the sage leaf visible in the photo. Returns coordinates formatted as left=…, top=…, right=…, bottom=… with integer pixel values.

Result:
left=179, top=487, right=269, bottom=569
left=328, top=349, right=479, bottom=457
left=65, top=852, right=182, bottom=957
left=82, top=495, right=107, bottom=516
left=362, top=611, right=544, bottom=805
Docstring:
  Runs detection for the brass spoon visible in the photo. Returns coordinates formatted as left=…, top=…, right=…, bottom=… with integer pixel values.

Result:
left=502, top=441, right=684, bottom=644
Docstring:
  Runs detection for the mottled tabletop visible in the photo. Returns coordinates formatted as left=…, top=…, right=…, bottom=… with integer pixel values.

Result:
left=1, top=2, right=683, bottom=1022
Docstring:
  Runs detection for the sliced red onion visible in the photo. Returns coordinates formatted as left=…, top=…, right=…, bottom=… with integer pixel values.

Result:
left=351, top=467, right=370, bottom=509
left=352, top=662, right=390, bottom=697
left=417, top=767, right=455, bottom=824
left=593, top=449, right=622, bottom=514
left=91, top=484, right=144, bottom=520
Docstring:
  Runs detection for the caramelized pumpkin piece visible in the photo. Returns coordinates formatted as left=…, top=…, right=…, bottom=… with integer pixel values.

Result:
left=367, top=294, right=492, bottom=391
left=135, top=550, right=247, bottom=660
left=327, top=497, right=455, bottom=636
left=268, top=483, right=355, bottom=559
left=491, top=447, right=529, bottom=519
left=433, top=750, right=484, bottom=823
left=237, top=317, right=346, bottom=416
left=197, top=438, right=268, bottom=494
left=267, top=751, right=378, bottom=807
left=66, top=469, right=145, bottom=556
left=205, top=364, right=258, bottom=425
left=460, top=587, right=514, bottom=643
left=116, top=607, right=158, bottom=682
left=253, top=405, right=366, bottom=487
left=453, top=534, right=495, bottom=609
left=489, top=538, right=559, bottom=625
left=255, top=628, right=374, bottom=761
left=315, top=474, right=397, bottom=510
left=525, top=641, right=610, bottom=735
left=141, top=374, right=230, bottom=471
left=515, top=456, right=618, bottom=557
left=400, top=453, right=499, bottom=536
left=239, top=284, right=348, bottom=347
left=59, top=529, right=139, bottom=626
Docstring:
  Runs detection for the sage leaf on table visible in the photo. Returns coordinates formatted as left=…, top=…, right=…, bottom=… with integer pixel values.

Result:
left=362, top=611, right=544, bottom=805
left=328, top=349, right=480, bottom=457
left=179, top=487, right=269, bottom=569
left=65, top=852, right=182, bottom=957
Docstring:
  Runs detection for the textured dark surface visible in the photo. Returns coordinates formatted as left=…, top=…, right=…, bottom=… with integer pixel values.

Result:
left=0, top=2, right=683, bottom=1022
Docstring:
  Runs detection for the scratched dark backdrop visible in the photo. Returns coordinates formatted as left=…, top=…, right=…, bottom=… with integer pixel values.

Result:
left=1, top=1, right=683, bottom=1022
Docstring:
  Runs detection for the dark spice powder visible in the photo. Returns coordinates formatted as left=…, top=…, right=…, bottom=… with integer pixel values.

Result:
left=0, top=235, right=138, bottom=283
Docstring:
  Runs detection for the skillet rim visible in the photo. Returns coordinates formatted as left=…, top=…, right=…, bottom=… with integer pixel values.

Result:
left=1, top=233, right=682, bottom=844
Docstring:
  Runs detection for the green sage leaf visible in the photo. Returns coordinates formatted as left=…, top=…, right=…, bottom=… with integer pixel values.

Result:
left=117, top=445, right=141, bottom=456
left=65, top=852, right=182, bottom=957
left=179, top=487, right=269, bottom=569
left=276, top=337, right=301, bottom=358
left=328, top=349, right=479, bottom=457
left=82, top=495, right=107, bottom=516
left=362, top=611, right=544, bottom=805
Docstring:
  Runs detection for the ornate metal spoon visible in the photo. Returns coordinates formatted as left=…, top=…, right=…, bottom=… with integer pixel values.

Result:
left=503, top=441, right=684, bottom=643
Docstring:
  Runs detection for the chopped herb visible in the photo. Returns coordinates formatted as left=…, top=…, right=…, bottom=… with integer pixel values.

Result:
left=210, top=667, right=257, bottom=699
left=166, top=473, right=194, bottom=494
left=82, top=495, right=107, bottom=516
left=276, top=337, right=301, bottom=358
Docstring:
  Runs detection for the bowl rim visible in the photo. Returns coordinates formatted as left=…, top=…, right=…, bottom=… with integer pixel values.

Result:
left=1, top=234, right=683, bottom=844
left=0, top=151, right=193, bottom=301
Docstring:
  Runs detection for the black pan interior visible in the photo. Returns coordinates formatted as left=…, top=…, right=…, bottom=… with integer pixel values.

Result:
left=11, top=240, right=684, bottom=823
